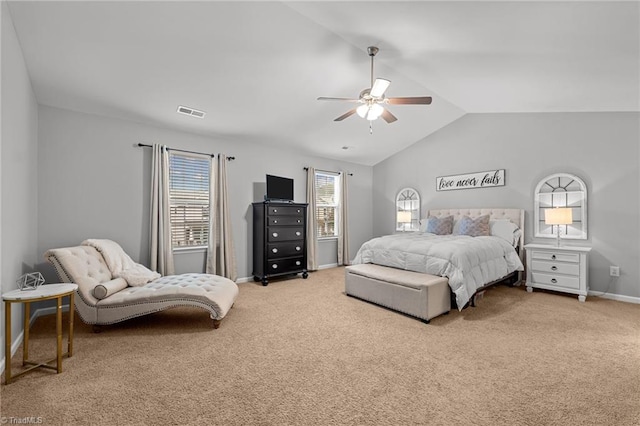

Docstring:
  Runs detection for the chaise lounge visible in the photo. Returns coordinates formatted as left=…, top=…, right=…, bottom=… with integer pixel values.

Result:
left=45, top=240, right=238, bottom=329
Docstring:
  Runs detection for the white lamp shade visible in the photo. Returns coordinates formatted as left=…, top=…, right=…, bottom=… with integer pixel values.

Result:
left=397, top=211, right=412, bottom=223
left=545, top=208, right=573, bottom=225
left=356, top=104, right=369, bottom=118
left=357, top=103, right=384, bottom=120
left=368, top=103, right=384, bottom=120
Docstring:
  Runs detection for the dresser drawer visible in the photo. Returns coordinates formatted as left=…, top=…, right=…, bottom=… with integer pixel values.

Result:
left=267, top=206, right=305, bottom=216
left=267, top=227, right=304, bottom=242
left=531, top=260, right=579, bottom=276
left=268, top=215, right=303, bottom=226
left=532, top=272, right=580, bottom=290
left=531, top=251, right=579, bottom=263
left=267, top=242, right=304, bottom=259
left=267, top=257, right=305, bottom=273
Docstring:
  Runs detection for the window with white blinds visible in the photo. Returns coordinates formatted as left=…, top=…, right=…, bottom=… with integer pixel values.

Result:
left=168, top=153, right=211, bottom=249
left=315, top=172, right=340, bottom=238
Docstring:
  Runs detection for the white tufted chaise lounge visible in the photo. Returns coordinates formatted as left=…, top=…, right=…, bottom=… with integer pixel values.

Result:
left=45, top=245, right=238, bottom=329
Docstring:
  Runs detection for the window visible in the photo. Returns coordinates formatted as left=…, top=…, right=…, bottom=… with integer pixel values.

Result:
left=315, top=172, right=340, bottom=238
left=168, top=153, right=211, bottom=249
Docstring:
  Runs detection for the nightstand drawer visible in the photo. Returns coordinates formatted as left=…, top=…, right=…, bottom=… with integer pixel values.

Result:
left=531, top=251, right=579, bottom=263
left=531, top=260, right=579, bottom=276
left=532, top=272, right=579, bottom=290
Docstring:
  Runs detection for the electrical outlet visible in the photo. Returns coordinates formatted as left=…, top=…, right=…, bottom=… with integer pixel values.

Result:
left=610, top=266, right=620, bottom=277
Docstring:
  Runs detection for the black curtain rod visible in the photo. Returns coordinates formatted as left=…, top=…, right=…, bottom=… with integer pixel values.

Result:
left=137, top=143, right=235, bottom=160
left=304, top=167, right=353, bottom=176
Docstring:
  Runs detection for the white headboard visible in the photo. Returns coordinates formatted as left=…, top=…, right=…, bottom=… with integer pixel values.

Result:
left=427, top=208, right=525, bottom=260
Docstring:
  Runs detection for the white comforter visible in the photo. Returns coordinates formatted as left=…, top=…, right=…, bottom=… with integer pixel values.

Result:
left=352, top=233, right=524, bottom=310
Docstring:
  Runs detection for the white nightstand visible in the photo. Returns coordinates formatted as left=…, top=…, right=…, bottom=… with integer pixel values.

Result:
left=524, top=244, right=591, bottom=302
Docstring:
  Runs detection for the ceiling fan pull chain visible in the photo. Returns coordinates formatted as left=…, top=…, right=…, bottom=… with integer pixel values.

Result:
left=369, top=121, right=373, bottom=134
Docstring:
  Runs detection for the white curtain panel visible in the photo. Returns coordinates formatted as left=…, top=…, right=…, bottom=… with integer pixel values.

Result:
left=306, top=167, right=318, bottom=271
left=150, top=144, right=175, bottom=275
left=338, top=172, right=350, bottom=266
left=206, top=154, right=238, bottom=281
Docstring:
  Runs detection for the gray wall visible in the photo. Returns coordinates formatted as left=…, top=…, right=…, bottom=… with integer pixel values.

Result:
left=373, top=112, right=640, bottom=299
left=37, top=105, right=373, bottom=281
left=1, top=2, right=40, bottom=365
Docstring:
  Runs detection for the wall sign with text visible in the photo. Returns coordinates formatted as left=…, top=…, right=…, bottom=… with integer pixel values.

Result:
left=436, top=169, right=505, bottom=191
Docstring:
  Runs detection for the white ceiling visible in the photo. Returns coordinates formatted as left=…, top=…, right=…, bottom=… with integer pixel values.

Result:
left=7, top=1, right=639, bottom=166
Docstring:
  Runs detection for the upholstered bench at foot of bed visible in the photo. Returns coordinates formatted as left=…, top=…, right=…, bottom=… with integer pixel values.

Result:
left=345, top=264, right=451, bottom=323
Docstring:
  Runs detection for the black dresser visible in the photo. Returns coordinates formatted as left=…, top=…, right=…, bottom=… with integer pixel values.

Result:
left=252, top=202, right=308, bottom=286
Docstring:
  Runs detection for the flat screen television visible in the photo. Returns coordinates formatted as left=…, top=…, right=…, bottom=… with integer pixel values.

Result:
left=266, top=174, right=294, bottom=202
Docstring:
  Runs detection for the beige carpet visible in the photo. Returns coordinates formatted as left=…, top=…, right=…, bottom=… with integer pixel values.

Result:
left=2, top=267, right=639, bottom=425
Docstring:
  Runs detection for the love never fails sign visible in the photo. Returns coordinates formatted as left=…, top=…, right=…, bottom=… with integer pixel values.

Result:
left=436, top=169, right=505, bottom=191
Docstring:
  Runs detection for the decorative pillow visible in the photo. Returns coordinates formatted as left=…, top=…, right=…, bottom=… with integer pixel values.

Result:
left=490, top=219, right=520, bottom=245
left=93, top=278, right=128, bottom=300
left=425, top=215, right=454, bottom=235
left=457, top=215, right=490, bottom=237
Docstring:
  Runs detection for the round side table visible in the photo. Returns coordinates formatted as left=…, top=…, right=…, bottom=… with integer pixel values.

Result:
left=3, top=283, right=78, bottom=384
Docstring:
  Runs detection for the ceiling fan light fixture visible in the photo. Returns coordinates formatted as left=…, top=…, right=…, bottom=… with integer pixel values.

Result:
left=357, top=103, right=384, bottom=121
left=356, top=104, right=369, bottom=118
left=369, top=103, right=384, bottom=118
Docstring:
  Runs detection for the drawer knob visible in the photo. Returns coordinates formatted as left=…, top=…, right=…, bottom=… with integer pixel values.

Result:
left=295, top=246, right=301, bottom=251
left=297, top=219, right=301, bottom=223
left=273, top=220, right=278, bottom=224
left=296, top=261, right=301, bottom=266
left=273, top=209, right=278, bottom=213
left=551, top=278, right=557, bottom=283
left=551, top=255, right=556, bottom=260
left=272, top=248, right=278, bottom=253
left=551, top=266, right=557, bottom=271
left=272, top=264, right=278, bottom=269
left=297, top=209, right=301, bottom=213
left=272, top=232, right=278, bottom=238
left=296, top=231, right=301, bottom=236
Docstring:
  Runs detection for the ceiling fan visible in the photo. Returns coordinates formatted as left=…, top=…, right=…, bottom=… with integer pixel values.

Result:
left=317, top=46, right=432, bottom=126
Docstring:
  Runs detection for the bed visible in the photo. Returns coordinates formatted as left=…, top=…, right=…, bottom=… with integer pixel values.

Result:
left=351, top=208, right=525, bottom=310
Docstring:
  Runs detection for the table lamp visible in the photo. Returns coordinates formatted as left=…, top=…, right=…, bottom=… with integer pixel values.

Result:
left=545, top=207, right=573, bottom=246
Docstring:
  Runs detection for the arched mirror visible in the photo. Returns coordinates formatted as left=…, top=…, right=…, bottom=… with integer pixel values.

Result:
left=396, top=188, right=420, bottom=232
left=534, top=173, right=587, bottom=240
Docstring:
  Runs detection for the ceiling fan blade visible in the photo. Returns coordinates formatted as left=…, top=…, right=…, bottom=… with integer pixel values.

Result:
left=334, top=109, right=357, bottom=121
left=317, top=97, right=360, bottom=102
left=387, top=96, right=433, bottom=105
left=370, top=78, right=391, bottom=98
left=381, top=108, right=398, bottom=124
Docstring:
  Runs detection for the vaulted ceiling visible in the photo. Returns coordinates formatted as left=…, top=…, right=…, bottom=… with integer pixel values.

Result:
left=7, top=1, right=639, bottom=165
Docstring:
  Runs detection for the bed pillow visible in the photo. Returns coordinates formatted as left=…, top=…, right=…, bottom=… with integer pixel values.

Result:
left=490, top=219, right=520, bottom=245
left=425, top=215, right=454, bottom=235
left=457, top=215, right=490, bottom=237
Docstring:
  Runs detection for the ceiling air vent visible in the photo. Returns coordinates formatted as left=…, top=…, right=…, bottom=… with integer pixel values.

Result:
left=177, top=105, right=206, bottom=119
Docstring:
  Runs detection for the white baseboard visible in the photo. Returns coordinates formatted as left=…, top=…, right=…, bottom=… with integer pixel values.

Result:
left=236, top=264, right=341, bottom=283
left=318, top=263, right=339, bottom=270
left=588, top=291, right=640, bottom=304
left=0, top=305, right=69, bottom=375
